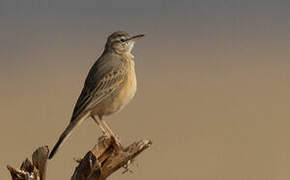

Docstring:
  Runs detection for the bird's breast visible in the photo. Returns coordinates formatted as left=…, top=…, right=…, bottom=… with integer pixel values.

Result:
left=115, top=60, right=137, bottom=111
left=97, top=60, right=137, bottom=116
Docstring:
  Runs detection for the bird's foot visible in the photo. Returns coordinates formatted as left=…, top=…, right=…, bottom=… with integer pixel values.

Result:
left=111, top=134, right=123, bottom=151
left=100, top=132, right=122, bottom=150
left=101, top=130, right=110, bottom=137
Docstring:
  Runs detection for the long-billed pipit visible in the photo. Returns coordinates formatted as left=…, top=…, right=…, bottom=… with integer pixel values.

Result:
left=49, top=31, right=144, bottom=159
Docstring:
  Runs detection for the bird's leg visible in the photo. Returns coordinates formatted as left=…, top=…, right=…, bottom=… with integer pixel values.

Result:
left=101, top=120, right=122, bottom=149
left=92, top=115, right=122, bottom=150
left=91, top=115, right=109, bottom=136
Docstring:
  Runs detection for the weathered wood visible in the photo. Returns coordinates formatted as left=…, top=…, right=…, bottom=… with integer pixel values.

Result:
left=7, top=146, right=49, bottom=180
left=7, top=138, right=152, bottom=180
left=72, top=136, right=152, bottom=180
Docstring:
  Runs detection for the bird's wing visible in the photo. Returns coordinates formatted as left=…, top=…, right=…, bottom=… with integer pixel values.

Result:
left=70, top=57, right=126, bottom=122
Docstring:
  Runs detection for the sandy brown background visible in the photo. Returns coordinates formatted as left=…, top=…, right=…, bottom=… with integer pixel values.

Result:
left=1, top=0, right=290, bottom=179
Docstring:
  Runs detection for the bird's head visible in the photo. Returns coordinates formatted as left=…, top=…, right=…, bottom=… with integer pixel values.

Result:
left=105, top=31, right=144, bottom=54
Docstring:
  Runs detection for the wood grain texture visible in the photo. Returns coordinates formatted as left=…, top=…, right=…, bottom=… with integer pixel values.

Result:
left=7, top=146, right=49, bottom=180
left=7, top=138, right=152, bottom=180
left=72, top=136, right=152, bottom=180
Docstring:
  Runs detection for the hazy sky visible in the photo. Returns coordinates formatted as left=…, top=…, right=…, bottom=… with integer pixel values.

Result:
left=1, top=0, right=290, bottom=72
left=1, top=1, right=290, bottom=180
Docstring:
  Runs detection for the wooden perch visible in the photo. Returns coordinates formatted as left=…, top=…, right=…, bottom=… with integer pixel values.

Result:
left=7, top=137, right=152, bottom=180
left=72, top=136, right=152, bottom=180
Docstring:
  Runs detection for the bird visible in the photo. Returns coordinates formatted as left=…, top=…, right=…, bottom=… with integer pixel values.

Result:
left=49, top=31, right=144, bottom=159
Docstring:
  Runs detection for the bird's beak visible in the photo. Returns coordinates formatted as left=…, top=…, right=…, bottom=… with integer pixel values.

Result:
left=126, top=34, right=145, bottom=41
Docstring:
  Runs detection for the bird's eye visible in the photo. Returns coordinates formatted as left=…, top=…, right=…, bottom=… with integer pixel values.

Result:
left=120, top=38, right=125, bottom=42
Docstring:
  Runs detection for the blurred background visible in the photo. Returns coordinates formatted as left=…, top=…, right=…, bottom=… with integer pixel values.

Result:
left=1, top=0, right=290, bottom=179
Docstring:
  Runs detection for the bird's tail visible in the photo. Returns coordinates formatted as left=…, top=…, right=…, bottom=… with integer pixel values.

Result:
left=49, top=113, right=89, bottom=159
